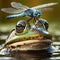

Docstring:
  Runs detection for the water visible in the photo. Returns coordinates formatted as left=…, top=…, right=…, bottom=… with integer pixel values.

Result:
left=0, top=33, right=60, bottom=60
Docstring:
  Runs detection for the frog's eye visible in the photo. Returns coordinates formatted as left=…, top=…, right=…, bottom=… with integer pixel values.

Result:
left=35, top=19, right=49, bottom=30
left=35, top=20, right=43, bottom=27
left=16, top=20, right=26, bottom=33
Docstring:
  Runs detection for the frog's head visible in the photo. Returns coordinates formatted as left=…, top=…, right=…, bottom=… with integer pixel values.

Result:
left=4, top=20, right=52, bottom=51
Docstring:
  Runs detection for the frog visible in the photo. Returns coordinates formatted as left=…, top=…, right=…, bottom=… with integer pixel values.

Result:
left=0, top=19, right=55, bottom=55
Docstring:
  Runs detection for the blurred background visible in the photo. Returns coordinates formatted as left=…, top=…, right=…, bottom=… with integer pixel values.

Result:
left=0, top=0, right=60, bottom=42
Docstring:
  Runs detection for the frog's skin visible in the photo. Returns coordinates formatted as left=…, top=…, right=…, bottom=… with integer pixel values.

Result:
left=2, top=25, right=52, bottom=52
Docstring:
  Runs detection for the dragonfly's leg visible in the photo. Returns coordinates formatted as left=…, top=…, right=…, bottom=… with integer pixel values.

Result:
left=34, top=17, right=36, bottom=23
left=35, top=17, right=40, bottom=21
left=26, top=17, right=32, bottom=29
left=32, top=17, right=38, bottom=25
left=27, top=22, right=31, bottom=29
left=27, top=17, right=32, bottom=22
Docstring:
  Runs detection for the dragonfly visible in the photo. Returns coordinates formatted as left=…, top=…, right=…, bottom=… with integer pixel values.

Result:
left=1, top=2, right=58, bottom=21
left=1, top=2, right=58, bottom=30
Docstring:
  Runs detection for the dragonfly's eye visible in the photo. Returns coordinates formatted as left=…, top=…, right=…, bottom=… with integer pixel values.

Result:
left=35, top=10, right=41, bottom=18
left=16, top=20, right=26, bottom=33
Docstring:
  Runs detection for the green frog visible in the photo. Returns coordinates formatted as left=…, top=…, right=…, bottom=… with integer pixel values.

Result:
left=0, top=19, right=54, bottom=55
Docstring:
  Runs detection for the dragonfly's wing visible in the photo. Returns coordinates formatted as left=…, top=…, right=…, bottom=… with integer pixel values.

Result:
left=39, top=8, right=53, bottom=12
left=11, top=2, right=29, bottom=9
left=1, top=8, right=24, bottom=14
left=31, top=2, right=58, bottom=9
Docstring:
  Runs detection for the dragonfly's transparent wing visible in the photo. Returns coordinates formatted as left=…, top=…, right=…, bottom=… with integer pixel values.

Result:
left=31, top=2, right=58, bottom=9
left=40, top=8, right=53, bottom=12
left=11, top=2, right=29, bottom=9
left=1, top=8, right=24, bottom=14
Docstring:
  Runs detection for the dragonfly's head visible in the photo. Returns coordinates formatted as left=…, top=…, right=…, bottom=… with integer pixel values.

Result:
left=33, top=9, right=42, bottom=18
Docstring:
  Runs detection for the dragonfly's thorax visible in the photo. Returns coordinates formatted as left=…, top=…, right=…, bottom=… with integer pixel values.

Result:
left=32, top=9, right=41, bottom=18
left=24, top=9, right=41, bottom=18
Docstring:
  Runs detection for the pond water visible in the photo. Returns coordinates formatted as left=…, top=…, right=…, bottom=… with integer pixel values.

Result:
left=0, top=33, right=60, bottom=60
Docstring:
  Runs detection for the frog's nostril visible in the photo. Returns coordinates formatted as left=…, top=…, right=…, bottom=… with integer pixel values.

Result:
left=17, top=45, right=21, bottom=47
left=11, top=46, right=15, bottom=49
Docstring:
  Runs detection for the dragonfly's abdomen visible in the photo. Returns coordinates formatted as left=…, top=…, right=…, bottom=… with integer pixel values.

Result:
left=7, top=12, right=26, bottom=18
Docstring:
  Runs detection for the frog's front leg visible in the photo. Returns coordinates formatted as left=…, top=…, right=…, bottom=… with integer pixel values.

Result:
left=0, top=48, right=9, bottom=55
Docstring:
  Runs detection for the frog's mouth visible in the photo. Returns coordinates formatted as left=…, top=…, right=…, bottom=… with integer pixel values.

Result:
left=5, top=29, right=52, bottom=51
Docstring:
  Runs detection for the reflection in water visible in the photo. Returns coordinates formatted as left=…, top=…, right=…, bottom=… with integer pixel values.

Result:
left=0, top=57, right=16, bottom=60
left=8, top=49, right=60, bottom=60
left=9, top=50, right=51, bottom=57
left=0, top=53, right=60, bottom=60
left=9, top=50, right=52, bottom=60
left=0, top=47, right=59, bottom=60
